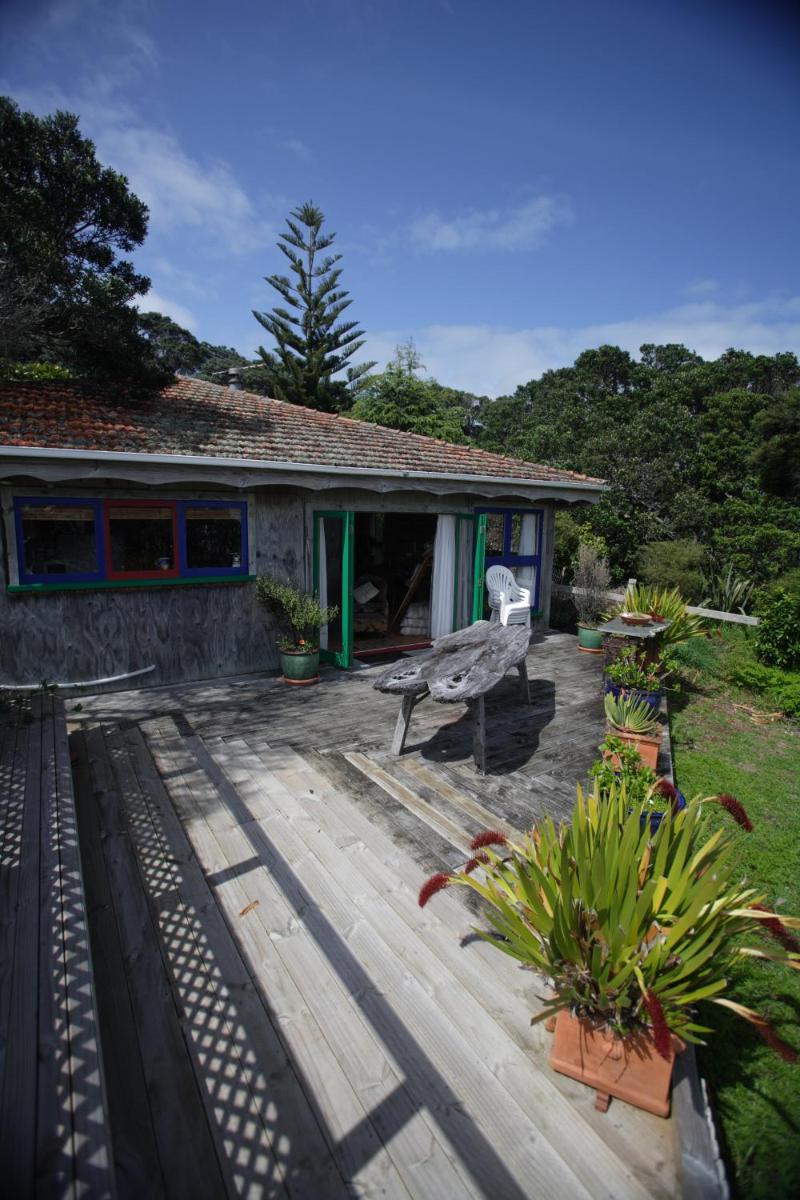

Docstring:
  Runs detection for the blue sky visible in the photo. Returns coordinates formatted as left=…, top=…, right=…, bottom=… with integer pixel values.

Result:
left=3, top=0, right=799, bottom=395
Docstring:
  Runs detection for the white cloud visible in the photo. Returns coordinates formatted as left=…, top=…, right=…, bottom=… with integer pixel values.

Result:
left=133, top=290, right=197, bottom=331
left=91, top=119, right=273, bottom=255
left=367, top=294, right=800, bottom=397
left=409, top=195, right=573, bottom=252
left=685, top=278, right=720, bottom=296
left=8, top=86, right=275, bottom=256
left=277, top=137, right=312, bottom=162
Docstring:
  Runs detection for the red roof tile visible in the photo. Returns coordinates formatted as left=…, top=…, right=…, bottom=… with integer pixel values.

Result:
left=0, top=378, right=603, bottom=488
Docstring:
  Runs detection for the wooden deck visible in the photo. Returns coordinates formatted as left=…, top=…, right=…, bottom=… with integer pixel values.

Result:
left=69, top=631, right=679, bottom=1199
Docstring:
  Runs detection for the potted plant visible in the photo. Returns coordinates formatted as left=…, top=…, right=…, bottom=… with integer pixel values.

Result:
left=604, top=645, right=663, bottom=712
left=605, top=582, right=706, bottom=648
left=604, top=692, right=662, bottom=769
left=572, top=544, right=611, bottom=653
left=592, top=739, right=686, bottom=833
left=418, top=784, right=800, bottom=1116
left=256, top=576, right=339, bottom=685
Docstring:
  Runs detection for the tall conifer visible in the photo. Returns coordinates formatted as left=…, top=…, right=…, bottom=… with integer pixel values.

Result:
left=252, top=202, right=374, bottom=410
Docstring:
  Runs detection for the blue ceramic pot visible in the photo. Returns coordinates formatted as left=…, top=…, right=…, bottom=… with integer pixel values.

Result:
left=643, top=789, right=687, bottom=835
left=604, top=680, right=663, bottom=713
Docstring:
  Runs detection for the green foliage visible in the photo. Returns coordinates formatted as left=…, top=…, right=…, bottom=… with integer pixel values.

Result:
left=350, top=341, right=468, bottom=441
left=553, top=511, right=609, bottom=578
left=604, top=691, right=660, bottom=734
left=668, top=653, right=800, bottom=1196
left=477, top=345, right=800, bottom=582
left=639, top=539, right=705, bottom=602
left=669, top=634, right=723, bottom=676
left=607, top=582, right=707, bottom=646
left=700, top=561, right=755, bottom=614
left=255, top=576, right=339, bottom=649
left=752, top=389, right=800, bottom=500
left=754, top=589, right=800, bottom=671
left=0, top=96, right=166, bottom=383
left=605, top=645, right=662, bottom=691
left=253, top=202, right=375, bottom=411
left=427, top=783, right=800, bottom=1045
left=0, top=360, right=72, bottom=381
left=591, top=739, right=658, bottom=806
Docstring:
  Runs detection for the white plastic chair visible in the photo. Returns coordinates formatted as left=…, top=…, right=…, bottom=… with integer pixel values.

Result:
left=485, top=565, right=532, bottom=627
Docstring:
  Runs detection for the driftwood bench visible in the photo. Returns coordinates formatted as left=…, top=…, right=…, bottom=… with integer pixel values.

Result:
left=0, top=695, right=114, bottom=1197
left=373, top=621, right=531, bottom=774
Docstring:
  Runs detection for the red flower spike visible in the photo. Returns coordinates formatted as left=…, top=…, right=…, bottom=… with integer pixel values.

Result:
left=716, top=793, right=753, bottom=832
left=470, top=830, right=508, bottom=851
left=755, top=1020, right=798, bottom=1063
left=644, top=990, right=673, bottom=1061
left=418, top=873, right=451, bottom=908
left=654, top=779, right=678, bottom=802
left=463, top=852, right=490, bottom=875
left=750, top=903, right=800, bottom=954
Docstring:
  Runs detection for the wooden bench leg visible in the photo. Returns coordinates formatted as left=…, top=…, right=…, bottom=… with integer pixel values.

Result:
left=471, top=695, right=487, bottom=774
left=517, top=658, right=531, bottom=704
left=390, top=690, right=426, bottom=755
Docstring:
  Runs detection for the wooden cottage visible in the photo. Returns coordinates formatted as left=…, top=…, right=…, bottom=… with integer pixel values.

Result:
left=0, top=379, right=603, bottom=690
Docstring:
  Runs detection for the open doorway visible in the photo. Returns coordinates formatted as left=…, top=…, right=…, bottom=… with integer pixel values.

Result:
left=352, top=511, right=437, bottom=658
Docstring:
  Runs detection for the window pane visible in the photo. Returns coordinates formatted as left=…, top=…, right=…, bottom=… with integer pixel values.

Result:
left=109, top=505, right=175, bottom=573
left=185, top=505, right=243, bottom=569
left=486, top=513, right=505, bottom=556
left=20, top=504, right=98, bottom=576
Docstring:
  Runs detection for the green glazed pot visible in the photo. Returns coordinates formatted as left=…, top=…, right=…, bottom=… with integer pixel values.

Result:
left=577, top=624, right=603, bottom=652
left=279, top=648, right=320, bottom=684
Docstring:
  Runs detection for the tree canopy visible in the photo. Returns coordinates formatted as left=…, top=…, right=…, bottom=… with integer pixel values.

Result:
left=477, top=344, right=800, bottom=584
left=252, top=202, right=375, bottom=411
left=0, top=96, right=166, bottom=382
left=350, top=340, right=473, bottom=441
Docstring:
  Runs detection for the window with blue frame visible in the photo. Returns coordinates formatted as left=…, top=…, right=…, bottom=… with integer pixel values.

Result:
left=477, top=507, right=544, bottom=611
left=15, top=499, right=105, bottom=583
left=13, top=496, right=249, bottom=585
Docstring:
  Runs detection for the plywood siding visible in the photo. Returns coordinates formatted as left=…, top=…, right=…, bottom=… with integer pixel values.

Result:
left=0, top=490, right=306, bottom=690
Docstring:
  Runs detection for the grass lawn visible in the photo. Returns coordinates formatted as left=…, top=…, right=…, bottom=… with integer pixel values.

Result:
left=668, top=631, right=800, bottom=1200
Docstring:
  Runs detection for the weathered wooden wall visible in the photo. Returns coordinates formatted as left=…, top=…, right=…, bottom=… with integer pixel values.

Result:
left=0, top=483, right=558, bottom=692
left=0, top=489, right=305, bottom=690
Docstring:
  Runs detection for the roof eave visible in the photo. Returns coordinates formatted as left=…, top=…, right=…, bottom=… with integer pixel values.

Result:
left=0, top=444, right=606, bottom=495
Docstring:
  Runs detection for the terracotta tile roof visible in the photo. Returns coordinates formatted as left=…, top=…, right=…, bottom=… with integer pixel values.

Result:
left=0, top=378, right=604, bottom=488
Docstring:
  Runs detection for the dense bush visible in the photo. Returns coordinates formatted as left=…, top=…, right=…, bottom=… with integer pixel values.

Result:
left=726, top=659, right=800, bottom=720
left=639, top=539, right=705, bottom=602
left=754, top=589, right=800, bottom=670
left=552, top=511, right=608, bottom=579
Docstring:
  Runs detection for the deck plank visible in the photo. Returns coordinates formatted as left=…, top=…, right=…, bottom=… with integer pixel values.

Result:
left=220, top=735, right=675, bottom=1200
left=146, top=721, right=475, bottom=1200
left=118, top=723, right=354, bottom=1200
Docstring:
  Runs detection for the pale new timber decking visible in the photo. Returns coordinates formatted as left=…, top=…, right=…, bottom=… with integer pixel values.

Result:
left=71, top=631, right=678, bottom=1199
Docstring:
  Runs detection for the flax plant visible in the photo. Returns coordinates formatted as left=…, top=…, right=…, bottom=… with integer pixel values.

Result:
left=420, top=783, right=799, bottom=1058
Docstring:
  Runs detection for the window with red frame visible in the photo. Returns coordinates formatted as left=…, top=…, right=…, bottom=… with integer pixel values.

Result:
left=104, top=500, right=179, bottom=579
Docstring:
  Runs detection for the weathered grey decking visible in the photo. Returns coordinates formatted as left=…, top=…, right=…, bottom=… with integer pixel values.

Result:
left=68, top=631, right=678, bottom=1199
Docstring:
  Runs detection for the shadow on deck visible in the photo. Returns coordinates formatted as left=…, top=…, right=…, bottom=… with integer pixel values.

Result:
left=68, top=630, right=678, bottom=1199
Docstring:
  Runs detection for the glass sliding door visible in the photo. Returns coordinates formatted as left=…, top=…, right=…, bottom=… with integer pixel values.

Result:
left=313, top=511, right=354, bottom=667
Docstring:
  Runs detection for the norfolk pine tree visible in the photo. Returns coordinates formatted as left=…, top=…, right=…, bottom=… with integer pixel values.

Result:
left=252, top=202, right=374, bottom=411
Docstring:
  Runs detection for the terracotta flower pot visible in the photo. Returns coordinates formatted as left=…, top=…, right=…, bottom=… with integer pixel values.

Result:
left=549, top=1010, right=683, bottom=1116
left=606, top=724, right=662, bottom=771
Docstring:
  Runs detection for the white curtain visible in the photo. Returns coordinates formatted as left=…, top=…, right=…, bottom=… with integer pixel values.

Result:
left=318, top=518, right=328, bottom=649
left=516, top=512, right=539, bottom=600
left=430, top=514, right=456, bottom=638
